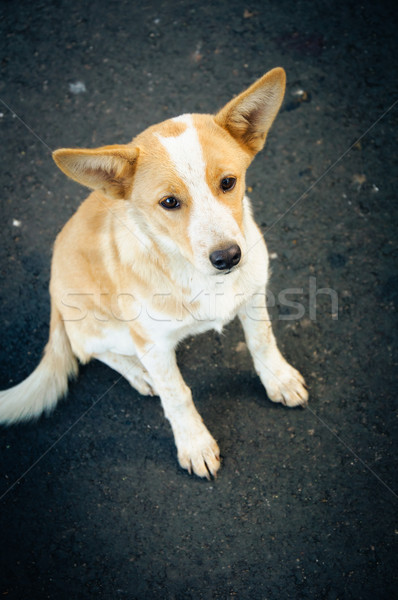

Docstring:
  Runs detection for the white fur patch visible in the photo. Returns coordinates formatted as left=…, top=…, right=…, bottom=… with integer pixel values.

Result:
left=84, top=325, right=136, bottom=356
left=156, top=114, right=209, bottom=215
left=156, top=114, right=207, bottom=193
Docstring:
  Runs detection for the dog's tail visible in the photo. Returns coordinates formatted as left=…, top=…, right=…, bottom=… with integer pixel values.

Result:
left=0, top=307, right=78, bottom=425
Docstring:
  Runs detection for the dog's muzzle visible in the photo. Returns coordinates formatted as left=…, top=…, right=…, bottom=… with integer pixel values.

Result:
left=209, top=244, right=241, bottom=271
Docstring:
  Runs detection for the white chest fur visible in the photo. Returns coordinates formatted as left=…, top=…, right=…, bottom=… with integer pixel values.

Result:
left=83, top=195, right=268, bottom=357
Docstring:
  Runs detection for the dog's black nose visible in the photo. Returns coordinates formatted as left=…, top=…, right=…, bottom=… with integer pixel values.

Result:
left=209, top=244, right=241, bottom=271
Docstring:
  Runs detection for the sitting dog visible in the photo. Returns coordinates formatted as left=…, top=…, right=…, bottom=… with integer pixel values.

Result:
left=0, top=67, right=308, bottom=478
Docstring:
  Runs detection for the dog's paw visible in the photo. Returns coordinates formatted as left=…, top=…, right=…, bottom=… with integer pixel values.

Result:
left=260, top=360, right=308, bottom=407
left=129, top=374, right=156, bottom=397
left=125, top=365, right=156, bottom=396
left=175, top=425, right=220, bottom=479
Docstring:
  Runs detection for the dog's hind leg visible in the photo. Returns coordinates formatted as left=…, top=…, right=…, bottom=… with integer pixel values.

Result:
left=95, top=352, right=156, bottom=396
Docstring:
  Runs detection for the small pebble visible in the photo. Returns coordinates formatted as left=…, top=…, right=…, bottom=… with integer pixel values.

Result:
left=69, top=81, right=86, bottom=94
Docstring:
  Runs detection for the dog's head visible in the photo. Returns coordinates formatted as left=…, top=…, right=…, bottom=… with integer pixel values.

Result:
left=53, top=68, right=285, bottom=276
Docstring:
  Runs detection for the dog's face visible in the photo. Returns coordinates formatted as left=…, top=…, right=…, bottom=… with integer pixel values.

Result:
left=130, top=113, right=251, bottom=276
left=53, top=68, right=286, bottom=276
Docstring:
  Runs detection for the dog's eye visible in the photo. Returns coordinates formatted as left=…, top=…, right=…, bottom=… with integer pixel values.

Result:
left=160, top=196, right=180, bottom=210
left=221, top=177, right=236, bottom=192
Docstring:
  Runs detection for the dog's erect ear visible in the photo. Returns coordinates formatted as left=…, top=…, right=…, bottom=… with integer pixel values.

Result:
left=215, top=67, right=286, bottom=155
left=53, top=145, right=139, bottom=199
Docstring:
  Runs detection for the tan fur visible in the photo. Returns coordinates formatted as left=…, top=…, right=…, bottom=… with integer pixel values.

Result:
left=53, top=145, right=139, bottom=199
left=0, top=68, right=308, bottom=478
left=215, top=67, right=286, bottom=154
left=0, top=307, right=78, bottom=423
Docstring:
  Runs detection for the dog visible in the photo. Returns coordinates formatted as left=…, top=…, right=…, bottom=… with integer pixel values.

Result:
left=0, top=67, right=308, bottom=478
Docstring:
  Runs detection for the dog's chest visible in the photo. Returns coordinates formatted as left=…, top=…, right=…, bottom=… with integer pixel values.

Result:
left=84, top=276, right=248, bottom=358
left=140, top=274, right=249, bottom=343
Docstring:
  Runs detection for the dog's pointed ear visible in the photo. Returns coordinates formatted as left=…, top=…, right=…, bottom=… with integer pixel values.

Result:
left=215, top=67, right=286, bottom=155
left=53, top=145, right=139, bottom=199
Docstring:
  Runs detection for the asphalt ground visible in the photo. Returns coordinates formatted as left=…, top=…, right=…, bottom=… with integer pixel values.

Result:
left=0, top=1, right=397, bottom=598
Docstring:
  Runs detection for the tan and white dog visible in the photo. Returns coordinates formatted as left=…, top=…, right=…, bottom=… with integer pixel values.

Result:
left=0, top=68, right=308, bottom=478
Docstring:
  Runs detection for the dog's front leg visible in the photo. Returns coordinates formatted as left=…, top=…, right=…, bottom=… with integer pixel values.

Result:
left=239, top=299, right=308, bottom=407
left=140, top=346, right=220, bottom=478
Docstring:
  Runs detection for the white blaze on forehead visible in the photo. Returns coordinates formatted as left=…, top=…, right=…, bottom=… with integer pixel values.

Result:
left=155, top=114, right=209, bottom=197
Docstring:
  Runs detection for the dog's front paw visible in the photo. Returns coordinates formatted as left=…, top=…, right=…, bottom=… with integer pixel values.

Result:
left=175, top=424, right=220, bottom=479
left=260, top=359, right=308, bottom=407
